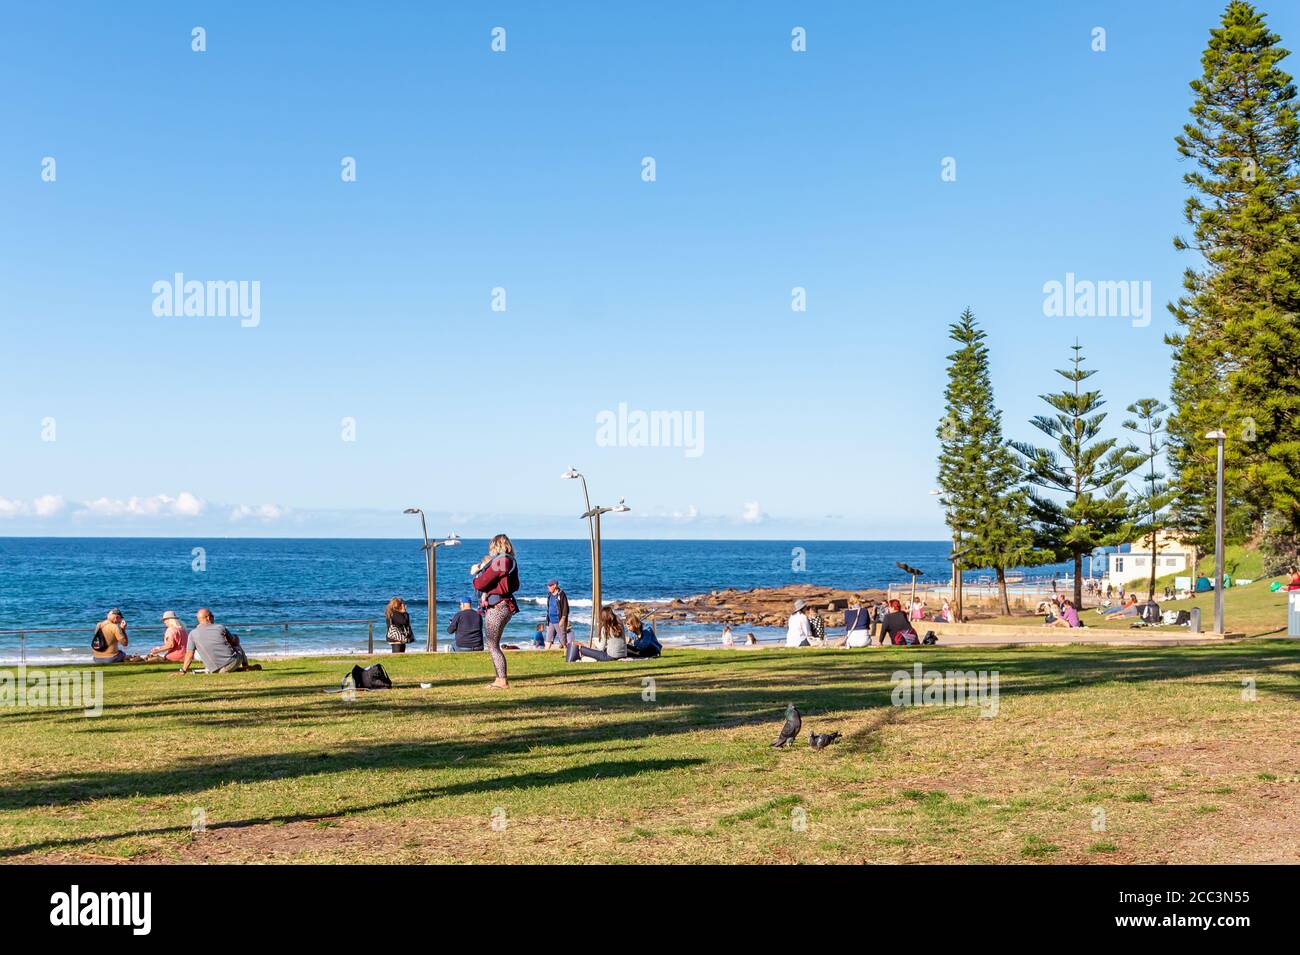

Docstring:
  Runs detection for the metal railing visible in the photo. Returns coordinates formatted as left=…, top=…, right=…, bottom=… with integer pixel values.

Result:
left=0, top=618, right=379, bottom=664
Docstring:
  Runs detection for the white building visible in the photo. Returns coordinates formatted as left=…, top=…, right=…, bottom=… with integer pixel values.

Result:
left=1104, top=532, right=1191, bottom=588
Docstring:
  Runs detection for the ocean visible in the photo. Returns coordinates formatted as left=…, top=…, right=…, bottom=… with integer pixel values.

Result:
left=0, top=538, right=1076, bottom=663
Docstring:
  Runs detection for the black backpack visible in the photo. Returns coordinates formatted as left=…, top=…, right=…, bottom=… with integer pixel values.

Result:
left=90, top=624, right=108, bottom=652
left=922, top=631, right=938, bottom=645
left=344, top=664, right=393, bottom=691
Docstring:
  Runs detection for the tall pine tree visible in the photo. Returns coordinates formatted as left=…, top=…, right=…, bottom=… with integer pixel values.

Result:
left=1169, top=0, right=1300, bottom=561
left=1123, top=399, right=1178, bottom=601
left=936, top=309, right=1035, bottom=617
left=1012, top=343, right=1143, bottom=608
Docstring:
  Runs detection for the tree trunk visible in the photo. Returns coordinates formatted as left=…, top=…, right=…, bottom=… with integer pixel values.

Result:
left=1073, top=550, right=1083, bottom=608
left=996, top=566, right=1010, bottom=616
left=1148, top=532, right=1158, bottom=602
left=953, top=535, right=963, bottom=622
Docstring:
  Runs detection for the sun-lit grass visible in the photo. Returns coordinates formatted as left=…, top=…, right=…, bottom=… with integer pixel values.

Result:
left=1, top=641, right=1297, bottom=863
left=979, top=577, right=1291, bottom=637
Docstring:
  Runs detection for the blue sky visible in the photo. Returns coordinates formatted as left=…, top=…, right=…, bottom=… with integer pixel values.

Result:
left=1, top=1, right=1285, bottom=539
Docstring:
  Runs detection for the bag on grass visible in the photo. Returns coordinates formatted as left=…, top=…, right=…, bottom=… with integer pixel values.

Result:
left=343, top=663, right=393, bottom=691
left=922, top=631, right=938, bottom=645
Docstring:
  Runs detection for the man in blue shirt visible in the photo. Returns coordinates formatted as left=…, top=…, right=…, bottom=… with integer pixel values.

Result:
left=446, top=597, right=485, bottom=652
left=544, top=579, right=571, bottom=650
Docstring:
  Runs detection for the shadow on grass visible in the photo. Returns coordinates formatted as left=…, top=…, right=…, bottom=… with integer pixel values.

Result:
left=0, top=756, right=703, bottom=859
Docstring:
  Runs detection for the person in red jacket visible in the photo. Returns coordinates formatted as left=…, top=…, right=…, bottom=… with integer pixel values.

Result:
left=471, top=533, right=521, bottom=689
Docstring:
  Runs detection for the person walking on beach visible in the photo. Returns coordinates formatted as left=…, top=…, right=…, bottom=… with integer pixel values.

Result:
left=384, top=597, right=414, bottom=653
left=447, top=596, right=485, bottom=651
left=721, top=624, right=735, bottom=647
left=91, top=608, right=130, bottom=663
left=176, top=608, right=259, bottom=674
left=786, top=599, right=812, bottom=647
left=471, top=534, right=520, bottom=689
left=544, top=578, right=571, bottom=649
left=146, top=610, right=189, bottom=662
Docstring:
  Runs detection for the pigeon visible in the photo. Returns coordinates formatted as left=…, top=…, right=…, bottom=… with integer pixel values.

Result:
left=809, top=731, right=841, bottom=751
left=771, top=704, right=802, bottom=747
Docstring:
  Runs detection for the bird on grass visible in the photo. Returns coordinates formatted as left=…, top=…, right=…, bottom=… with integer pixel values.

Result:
left=771, top=703, right=801, bottom=747
left=809, top=731, right=841, bottom=751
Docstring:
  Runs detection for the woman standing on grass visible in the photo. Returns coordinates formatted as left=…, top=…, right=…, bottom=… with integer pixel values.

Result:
left=471, top=534, right=521, bottom=689
left=385, top=597, right=414, bottom=653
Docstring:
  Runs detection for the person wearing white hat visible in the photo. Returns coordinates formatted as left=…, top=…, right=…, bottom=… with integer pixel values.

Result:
left=785, top=598, right=812, bottom=648
left=147, top=610, right=190, bottom=663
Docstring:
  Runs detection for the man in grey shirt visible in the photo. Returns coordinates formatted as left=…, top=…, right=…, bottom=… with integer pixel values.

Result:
left=176, top=608, right=259, bottom=674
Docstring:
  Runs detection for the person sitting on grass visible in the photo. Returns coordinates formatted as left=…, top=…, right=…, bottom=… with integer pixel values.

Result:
left=175, top=608, right=260, bottom=674
left=533, top=623, right=546, bottom=648
left=91, top=608, right=131, bottom=664
left=785, top=599, right=812, bottom=647
left=567, top=607, right=628, bottom=662
left=146, top=610, right=189, bottom=662
left=878, top=599, right=917, bottom=645
left=624, top=608, right=662, bottom=658
left=1049, top=599, right=1082, bottom=628
left=1285, top=569, right=1300, bottom=592
left=447, top=596, right=484, bottom=652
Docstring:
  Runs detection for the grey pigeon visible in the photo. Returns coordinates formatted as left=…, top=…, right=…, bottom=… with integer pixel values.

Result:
left=771, top=704, right=801, bottom=747
left=809, top=731, right=841, bottom=751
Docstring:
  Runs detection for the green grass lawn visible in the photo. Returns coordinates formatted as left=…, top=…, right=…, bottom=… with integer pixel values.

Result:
left=3, top=642, right=1298, bottom=863
left=979, top=576, right=1293, bottom=637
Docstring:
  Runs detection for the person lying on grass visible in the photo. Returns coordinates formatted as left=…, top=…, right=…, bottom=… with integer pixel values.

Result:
left=175, top=608, right=261, bottom=674
left=567, top=607, right=628, bottom=662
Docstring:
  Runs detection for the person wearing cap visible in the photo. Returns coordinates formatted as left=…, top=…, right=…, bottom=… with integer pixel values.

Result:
left=446, top=596, right=485, bottom=652
left=785, top=599, right=812, bottom=647
left=91, top=608, right=129, bottom=663
left=147, top=610, right=190, bottom=662
left=543, top=579, right=571, bottom=650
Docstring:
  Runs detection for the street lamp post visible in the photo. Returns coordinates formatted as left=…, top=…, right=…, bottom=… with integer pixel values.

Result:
left=403, top=508, right=461, bottom=651
left=580, top=499, right=630, bottom=636
left=1205, top=431, right=1227, bottom=634
left=563, top=468, right=628, bottom=639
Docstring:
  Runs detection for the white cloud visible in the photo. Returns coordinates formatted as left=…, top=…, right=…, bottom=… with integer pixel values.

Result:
left=32, top=494, right=66, bottom=517
left=230, top=503, right=287, bottom=522
left=740, top=501, right=764, bottom=524
left=0, top=494, right=67, bottom=518
left=77, top=492, right=207, bottom=519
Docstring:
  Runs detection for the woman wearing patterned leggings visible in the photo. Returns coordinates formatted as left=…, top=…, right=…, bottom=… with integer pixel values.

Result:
left=471, top=534, right=521, bottom=690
